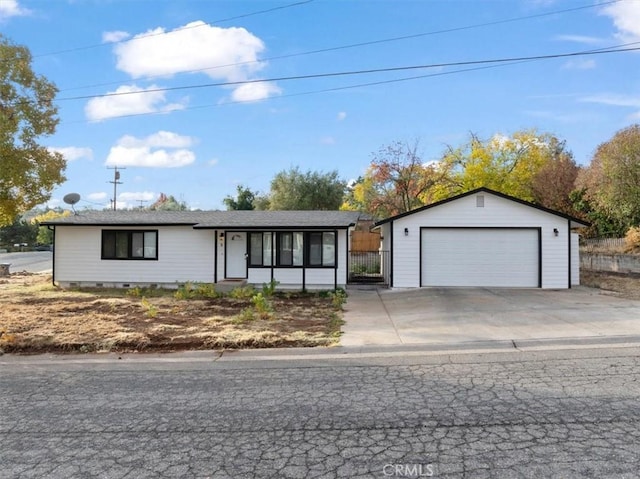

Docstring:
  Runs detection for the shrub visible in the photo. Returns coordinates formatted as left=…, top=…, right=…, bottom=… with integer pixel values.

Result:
left=140, top=297, right=158, bottom=318
left=126, top=286, right=145, bottom=298
left=229, top=285, right=256, bottom=299
left=233, top=307, right=255, bottom=323
left=625, top=226, right=640, bottom=253
left=261, top=279, right=279, bottom=297
left=174, top=282, right=196, bottom=300
left=329, top=289, right=347, bottom=310
left=251, top=292, right=274, bottom=319
left=194, top=283, right=220, bottom=299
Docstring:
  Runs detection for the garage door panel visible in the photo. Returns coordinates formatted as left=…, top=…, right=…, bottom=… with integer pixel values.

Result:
left=421, top=228, right=539, bottom=287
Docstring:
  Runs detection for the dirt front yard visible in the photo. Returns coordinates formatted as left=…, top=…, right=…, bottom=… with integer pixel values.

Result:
left=0, top=273, right=345, bottom=354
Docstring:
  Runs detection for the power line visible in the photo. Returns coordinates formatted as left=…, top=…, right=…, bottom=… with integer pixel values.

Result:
left=58, top=0, right=620, bottom=93
left=54, top=43, right=640, bottom=103
left=63, top=59, right=538, bottom=124
left=25, top=0, right=314, bottom=61
left=60, top=40, right=629, bottom=124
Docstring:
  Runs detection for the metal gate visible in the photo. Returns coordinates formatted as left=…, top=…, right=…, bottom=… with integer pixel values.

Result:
left=348, top=250, right=390, bottom=286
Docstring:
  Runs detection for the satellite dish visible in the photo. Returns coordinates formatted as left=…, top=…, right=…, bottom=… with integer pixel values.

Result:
left=63, top=193, right=81, bottom=215
left=63, top=193, right=81, bottom=205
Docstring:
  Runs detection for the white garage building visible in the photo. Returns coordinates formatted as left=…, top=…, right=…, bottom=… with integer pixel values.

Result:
left=374, top=187, right=589, bottom=289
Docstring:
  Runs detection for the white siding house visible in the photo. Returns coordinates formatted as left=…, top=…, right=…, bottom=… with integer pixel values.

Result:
left=44, top=210, right=360, bottom=290
left=375, top=188, right=589, bottom=289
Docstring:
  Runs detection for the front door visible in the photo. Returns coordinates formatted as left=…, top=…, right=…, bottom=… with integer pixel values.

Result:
left=226, top=232, right=247, bottom=278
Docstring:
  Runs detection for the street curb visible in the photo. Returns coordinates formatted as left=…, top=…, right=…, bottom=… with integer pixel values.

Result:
left=2, top=335, right=640, bottom=364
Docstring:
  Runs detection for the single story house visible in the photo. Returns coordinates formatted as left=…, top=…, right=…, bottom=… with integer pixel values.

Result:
left=43, top=210, right=362, bottom=290
left=374, top=187, right=590, bottom=289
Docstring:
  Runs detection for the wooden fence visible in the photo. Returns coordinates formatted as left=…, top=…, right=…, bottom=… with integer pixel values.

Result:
left=350, top=230, right=381, bottom=252
left=580, top=237, right=626, bottom=253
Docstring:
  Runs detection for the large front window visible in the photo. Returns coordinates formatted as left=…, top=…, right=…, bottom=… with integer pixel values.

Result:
left=102, top=230, right=158, bottom=260
left=248, top=231, right=336, bottom=267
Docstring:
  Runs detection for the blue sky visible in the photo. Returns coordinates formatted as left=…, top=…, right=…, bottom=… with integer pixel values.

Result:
left=2, top=0, right=639, bottom=210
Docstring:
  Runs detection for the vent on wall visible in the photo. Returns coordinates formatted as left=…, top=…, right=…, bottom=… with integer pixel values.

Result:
left=476, top=195, right=485, bottom=207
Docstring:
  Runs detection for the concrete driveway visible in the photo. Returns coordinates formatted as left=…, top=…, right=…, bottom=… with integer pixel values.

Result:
left=341, top=286, right=640, bottom=347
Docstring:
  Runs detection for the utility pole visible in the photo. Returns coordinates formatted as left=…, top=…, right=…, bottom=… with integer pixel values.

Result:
left=107, top=166, right=125, bottom=211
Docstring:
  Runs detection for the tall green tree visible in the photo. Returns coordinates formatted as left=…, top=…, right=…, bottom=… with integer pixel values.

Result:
left=575, top=124, right=640, bottom=235
left=31, top=209, right=71, bottom=244
left=0, top=35, right=66, bottom=226
left=268, top=167, right=345, bottom=210
left=0, top=217, right=38, bottom=249
left=223, top=185, right=256, bottom=210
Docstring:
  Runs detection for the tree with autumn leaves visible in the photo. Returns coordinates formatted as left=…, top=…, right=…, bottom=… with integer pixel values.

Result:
left=344, top=130, right=581, bottom=221
left=342, top=140, right=451, bottom=218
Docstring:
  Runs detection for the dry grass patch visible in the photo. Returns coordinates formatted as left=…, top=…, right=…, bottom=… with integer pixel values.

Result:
left=0, top=273, right=345, bottom=354
left=581, top=270, right=640, bottom=300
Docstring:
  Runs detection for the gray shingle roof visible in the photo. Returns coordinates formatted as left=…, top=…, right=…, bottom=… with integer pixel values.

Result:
left=42, top=210, right=362, bottom=229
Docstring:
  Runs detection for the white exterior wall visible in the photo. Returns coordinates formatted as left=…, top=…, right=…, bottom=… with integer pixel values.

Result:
left=390, top=192, right=571, bottom=289
left=54, top=225, right=215, bottom=287
left=571, top=232, right=580, bottom=285
left=337, top=228, right=349, bottom=287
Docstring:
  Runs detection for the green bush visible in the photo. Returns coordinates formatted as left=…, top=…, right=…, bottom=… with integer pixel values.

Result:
left=174, top=282, right=220, bottom=300
left=329, top=289, right=347, bottom=310
left=140, top=297, right=158, bottom=318
left=174, top=282, right=196, bottom=300
left=261, top=279, right=280, bottom=297
left=194, top=283, right=220, bottom=299
left=229, top=285, right=256, bottom=299
left=251, top=292, right=274, bottom=319
left=233, top=307, right=256, bottom=323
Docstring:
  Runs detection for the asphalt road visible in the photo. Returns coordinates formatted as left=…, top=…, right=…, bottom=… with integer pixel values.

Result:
left=0, top=251, right=52, bottom=273
left=2, top=347, right=639, bottom=478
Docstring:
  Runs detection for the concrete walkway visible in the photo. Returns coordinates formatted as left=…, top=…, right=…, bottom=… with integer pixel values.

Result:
left=341, top=286, right=640, bottom=347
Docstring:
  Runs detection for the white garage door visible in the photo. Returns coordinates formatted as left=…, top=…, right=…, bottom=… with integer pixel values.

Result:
left=421, top=228, right=539, bottom=287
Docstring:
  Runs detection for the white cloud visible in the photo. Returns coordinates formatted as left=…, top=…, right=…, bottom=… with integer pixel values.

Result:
left=562, top=59, right=596, bottom=70
left=47, top=146, right=94, bottom=162
left=230, top=81, right=281, bottom=102
left=601, top=1, right=640, bottom=42
left=113, top=21, right=266, bottom=81
left=208, top=158, right=219, bottom=166
left=119, top=130, right=195, bottom=148
left=103, top=30, right=130, bottom=43
left=337, top=111, right=347, bottom=121
left=580, top=93, right=640, bottom=121
left=581, top=93, right=640, bottom=108
left=84, top=84, right=187, bottom=122
left=118, top=191, right=157, bottom=202
left=0, top=0, right=30, bottom=19
left=554, top=34, right=602, bottom=45
left=320, top=136, right=336, bottom=145
left=87, top=192, right=108, bottom=201
left=105, top=131, right=196, bottom=168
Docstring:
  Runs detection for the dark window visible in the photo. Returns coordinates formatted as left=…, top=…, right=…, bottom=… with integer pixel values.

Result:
left=249, top=232, right=273, bottom=266
left=277, top=232, right=303, bottom=266
left=308, top=232, right=335, bottom=266
left=249, top=231, right=336, bottom=267
left=102, top=230, right=158, bottom=260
